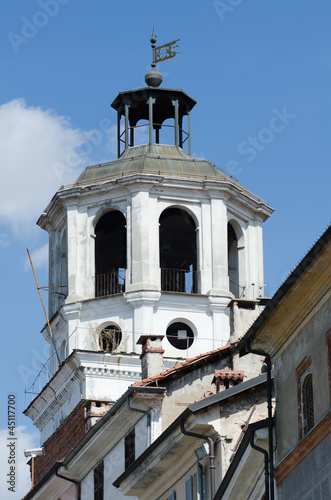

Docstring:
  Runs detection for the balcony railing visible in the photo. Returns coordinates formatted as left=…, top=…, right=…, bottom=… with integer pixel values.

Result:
left=229, top=280, right=267, bottom=300
left=161, top=268, right=198, bottom=294
left=94, top=270, right=125, bottom=297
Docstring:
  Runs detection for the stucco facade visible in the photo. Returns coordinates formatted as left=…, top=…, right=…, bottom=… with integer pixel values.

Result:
left=23, top=60, right=274, bottom=499
left=237, top=226, right=331, bottom=500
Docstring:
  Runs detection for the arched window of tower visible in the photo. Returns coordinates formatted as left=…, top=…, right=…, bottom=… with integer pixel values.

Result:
left=166, top=321, right=194, bottom=350
left=59, top=228, right=67, bottom=302
left=159, top=207, right=198, bottom=294
left=228, top=222, right=239, bottom=298
left=99, top=325, right=122, bottom=352
left=94, top=211, right=126, bottom=297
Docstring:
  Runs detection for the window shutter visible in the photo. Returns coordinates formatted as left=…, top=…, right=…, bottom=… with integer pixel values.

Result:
left=197, top=462, right=205, bottom=500
left=303, top=373, right=314, bottom=435
left=93, top=460, right=104, bottom=500
left=185, top=476, right=193, bottom=500
left=125, top=427, right=135, bottom=469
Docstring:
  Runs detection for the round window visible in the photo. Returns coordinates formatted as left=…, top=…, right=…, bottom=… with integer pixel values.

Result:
left=99, top=325, right=122, bottom=352
left=166, top=322, right=194, bottom=350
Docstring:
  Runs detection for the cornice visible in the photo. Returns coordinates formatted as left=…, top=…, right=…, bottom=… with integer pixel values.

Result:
left=24, top=351, right=143, bottom=429
left=38, top=170, right=272, bottom=224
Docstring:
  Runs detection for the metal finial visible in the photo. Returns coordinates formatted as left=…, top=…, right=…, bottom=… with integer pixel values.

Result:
left=150, top=23, right=157, bottom=68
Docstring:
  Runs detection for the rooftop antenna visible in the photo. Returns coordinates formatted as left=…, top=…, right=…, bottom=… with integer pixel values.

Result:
left=145, top=26, right=180, bottom=88
left=27, top=248, right=61, bottom=366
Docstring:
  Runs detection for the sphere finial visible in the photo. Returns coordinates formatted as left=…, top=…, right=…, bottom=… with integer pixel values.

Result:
left=145, top=24, right=163, bottom=87
left=150, top=23, right=157, bottom=69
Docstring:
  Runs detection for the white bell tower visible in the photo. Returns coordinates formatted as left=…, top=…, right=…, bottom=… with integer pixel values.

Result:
left=26, top=37, right=273, bottom=446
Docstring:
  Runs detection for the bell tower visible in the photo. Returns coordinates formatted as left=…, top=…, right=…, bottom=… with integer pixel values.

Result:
left=26, top=34, right=273, bottom=448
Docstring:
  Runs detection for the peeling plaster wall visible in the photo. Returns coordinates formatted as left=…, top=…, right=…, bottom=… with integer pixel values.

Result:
left=274, top=298, right=330, bottom=462
left=160, top=357, right=232, bottom=430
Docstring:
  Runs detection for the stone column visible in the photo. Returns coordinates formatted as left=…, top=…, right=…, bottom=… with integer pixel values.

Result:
left=209, top=198, right=232, bottom=297
left=126, top=190, right=159, bottom=291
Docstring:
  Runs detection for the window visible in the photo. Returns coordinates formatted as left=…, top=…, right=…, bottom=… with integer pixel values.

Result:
left=296, top=356, right=314, bottom=439
left=94, top=461, right=104, bottom=500
left=185, top=476, right=194, bottom=500
left=159, top=208, right=198, bottom=294
left=94, top=211, right=126, bottom=297
left=197, top=462, right=205, bottom=500
left=125, top=428, right=135, bottom=469
left=166, top=322, right=194, bottom=350
left=168, top=492, right=176, bottom=500
left=228, top=222, right=239, bottom=297
left=302, top=373, right=314, bottom=435
left=99, top=324, right=122, bottom=352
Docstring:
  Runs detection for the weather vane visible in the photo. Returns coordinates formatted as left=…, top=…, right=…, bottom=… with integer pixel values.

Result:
left=150, top=25, right=180, bottom=68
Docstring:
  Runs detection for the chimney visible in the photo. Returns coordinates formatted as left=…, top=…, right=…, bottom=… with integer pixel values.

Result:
left=137, top=335, right=165, bottom=380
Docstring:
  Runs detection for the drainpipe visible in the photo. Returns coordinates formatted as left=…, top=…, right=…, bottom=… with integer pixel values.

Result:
left=180, top=420, right=215, bottom=500
left=245, top=340, right=274, bottom=500
left=126, top=397, right=151, bottom=446
left=55, top=467, right=81, bottom=500
left=249, top=429, right=269, bottom=500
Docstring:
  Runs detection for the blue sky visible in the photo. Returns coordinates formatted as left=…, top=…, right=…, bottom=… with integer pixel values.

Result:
left=0, top=1, right=330, bottom=497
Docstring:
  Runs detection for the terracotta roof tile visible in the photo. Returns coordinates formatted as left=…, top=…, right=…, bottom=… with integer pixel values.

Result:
left=131, top=342, right=235, bottom=387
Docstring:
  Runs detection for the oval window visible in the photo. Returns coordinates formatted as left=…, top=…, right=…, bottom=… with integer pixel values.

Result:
left=99, top=325, right=122, bottom=352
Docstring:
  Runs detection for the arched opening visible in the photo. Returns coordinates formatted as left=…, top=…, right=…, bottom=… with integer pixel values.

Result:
left=154, top=95, right=174, bottom=145
left=129, top=118, right=149, bottom=148
left=99, top=324, right=122, bottom=352
left=228, top=222, right=239, bottom=297
left=95, top=211, right=126, bottom=297
left=60, top=229, right=67, bottom=302
left=157, top=117, right=175, bottom=146
left=159, top=207, right=198, bottom=293
left=302, top=373, right=314, bottom=435
left=166, top=321, right=194, bottom=350
left=178, top=100, right=189, bottom=149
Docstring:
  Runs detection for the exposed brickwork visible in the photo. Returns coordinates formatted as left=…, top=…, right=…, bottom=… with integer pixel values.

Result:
left=32, top=401, right=88, bottom=486
left=31, top=400, right=112, bottom=486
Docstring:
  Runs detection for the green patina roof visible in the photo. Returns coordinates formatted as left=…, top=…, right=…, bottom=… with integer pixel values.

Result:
left=75, top=144, right=233, bottom=185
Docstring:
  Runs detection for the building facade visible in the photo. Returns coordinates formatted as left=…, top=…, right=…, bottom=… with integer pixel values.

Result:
left=23, top=40, right=273, bottom=499
left=237, top=226, right=331, bottom=499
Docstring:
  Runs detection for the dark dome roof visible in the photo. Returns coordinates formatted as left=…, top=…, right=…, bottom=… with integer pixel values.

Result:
left=75, top=144, right=233, bottom=185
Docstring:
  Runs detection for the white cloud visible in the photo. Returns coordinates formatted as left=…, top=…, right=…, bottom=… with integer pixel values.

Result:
left=0, top=425, right=39, bottom=499
left=0, top=99, right=88, bottom=236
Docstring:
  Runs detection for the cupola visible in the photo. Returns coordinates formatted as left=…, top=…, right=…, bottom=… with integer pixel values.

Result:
left=111, top=33, right=195, bottom=156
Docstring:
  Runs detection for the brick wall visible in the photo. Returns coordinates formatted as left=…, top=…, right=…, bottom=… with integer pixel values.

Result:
left=32, top=401, right=88, bottom=486
left=31, top=400, right=114, bottom=486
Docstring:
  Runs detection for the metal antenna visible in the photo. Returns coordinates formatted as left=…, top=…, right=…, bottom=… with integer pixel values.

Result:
left=27, top=248, right=61, bottom=366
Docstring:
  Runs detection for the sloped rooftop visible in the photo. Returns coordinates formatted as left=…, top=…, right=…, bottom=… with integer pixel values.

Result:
left=76, top=143, right=238, bottom=184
